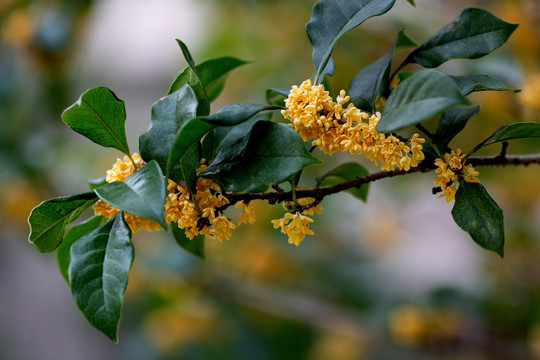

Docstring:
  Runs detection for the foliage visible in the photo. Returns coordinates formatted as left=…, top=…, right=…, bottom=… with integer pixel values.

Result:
left=26, top=0, right=540, bottom=342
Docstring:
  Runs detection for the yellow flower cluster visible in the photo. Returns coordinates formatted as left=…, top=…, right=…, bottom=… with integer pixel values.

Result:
left=433, top=149, right=480, bottom=202
left=165, top=169, right=236, bottom=242
left=94, top=154, right=163, bottom=232
left=235, top=201, right=257, bottom=225
left=271, top=195, right=322, bottom=246
left=282, top=79, right=425, bottom=171
left=272, top=212, right=314, bottom=246
left=93, top=155, right=237, bottom=240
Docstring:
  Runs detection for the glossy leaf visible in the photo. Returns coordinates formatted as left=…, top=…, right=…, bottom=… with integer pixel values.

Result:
left=197, top=57, right=250, bottom=102
left=28, top=192, right=98, bottom=253
left=94, top=160, right=167, bottom=229
left=171, top=224, right=205, bottom=259
left=167, top=104, right=282, bottom=180
left=318, top=162, right=369, bottom=201
left=57, top=216, right=104, bottom=284
left=139, top=85, right=201, bottom=191
left=69, top=213, right=133, bottom=343
left=349, top=33, right=397, bottom=112
left=377, top=70, right=470, bottom=132
left=394, top=30, right=417, bottom=54
left=200, top=121, right=322, bottom=193
left=88, top=176, right=107, bottom=191
left=451, top=74, right=520, bottom=96
left=214, top=113, right=271, bottom=151
left=469, top=122, right=540, bottom=155
left=405, top=8, right=518, bottom=68
left=266, top=88, right=289, bottom=107
left=306, top=0, right=396, bottom=83
left=452, top=182, right=504, bottom=257
left=168, top=39, right=210, bottom=116
left=61, top=87, right=130, bottom=155
left=433, top=105, right=481, bottom=152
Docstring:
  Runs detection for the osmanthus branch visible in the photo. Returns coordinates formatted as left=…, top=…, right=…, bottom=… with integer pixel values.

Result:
left=222, top=153, right=540, bottom=209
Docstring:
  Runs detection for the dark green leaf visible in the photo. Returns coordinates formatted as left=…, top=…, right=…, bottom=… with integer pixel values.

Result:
left=168, top=39, right=210, bottom=116
left=452, top=182, right=504, bottom=257
left=171, top=224, right=205, bottom=259
left=451, top=74, right=520, bottom=96
left=94, top=160, right=167, bottom=229
left=28, top=192, right=98, bottom=253
left=196, top=57, right=250, bottom=102
left=433, top=105, right=481, bottom=152
left=405, top=8, right=518, bottom=68
left=406, top=0, right=415, bottom=7
left=318, top=162, right=369, bottom=201
left=89, top=176, right=107, bottom=191
left=214, top=113, right=271, bottom=151
left=57, top=216, right=104, bottom=284
left=61, top=87, right=130, bottom=155
left=394, top=30, right=418, bottom=53
left=167, top=104, right=282, bottom=181
left=200, top=121, right=322, bottom=193
left=349, top=33, right=397, bottom=112
left=377, top=69, right=471, bottom=132
left=469, top=122, right=540, bottom=154
left=266, top=88, right=289, bottom=107
left=139, top=85, right=201, bottom=192
left=69, top=213, right=133, bottom=343
left=307, top=0, right=396, bottom=83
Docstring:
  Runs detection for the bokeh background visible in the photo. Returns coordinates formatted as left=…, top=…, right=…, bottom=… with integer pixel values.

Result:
left=1, top=0, right=540, bottom=359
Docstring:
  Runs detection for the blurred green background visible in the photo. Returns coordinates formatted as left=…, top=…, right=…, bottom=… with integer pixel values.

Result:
left=1, top=0, right=540, bottom=359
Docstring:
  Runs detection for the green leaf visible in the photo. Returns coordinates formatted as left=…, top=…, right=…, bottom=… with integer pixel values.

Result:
left=61, top=87, right=130, bottom=155
left=469, top=122, right=540, bottom=154
left=139, top=85, right=201, bottom=192
left=171, top=224, right=205, bottom=259
left=200, top=121, right=322, bottom=193
left=451, top=74, right=520, bottom=96
left=69, top=213, right=134, bottom=343
left=94, top=160, right=167, bottom=229
left=266, top=88, right=289, bottom=107
left=349, top=33, right=397, bottom=112
left=394, top=30, right=417, bottom=54
left=89, top=176, right=107, bottom=191
left=452, top=182, right=504, bottom=257
left=377, top=69, right=471, bottom=132
left=318, top=162, right=369, bottom=201
left=405, top=0, right=415, bottom=7
left=167, top=104, right=282, bottom=181
left=197, top=57, right=250, bottom=102
left=307, top=0, right=396, bottom=83
left=28, top=192, right=98, bottom=253
left=433, top=105, right=481, bottom=152
left=405, top=8, right=518, bottom=68
left=214, top=113, right=271, bottom=151
left=168, top=39, right=210, bottom=116
left=57, top=216, right=104, bottom=284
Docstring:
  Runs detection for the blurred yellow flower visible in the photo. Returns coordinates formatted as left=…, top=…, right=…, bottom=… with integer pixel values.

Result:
left=433, top=149, right=480, bottom=202
left=272, top=212, right=314, bottom=246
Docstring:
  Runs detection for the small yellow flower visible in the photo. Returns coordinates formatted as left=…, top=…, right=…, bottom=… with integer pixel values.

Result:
left=271, top=212, right=314, bottom=246
left=433, top=149, right=480, bottom=202
left=235, top=201, right=257, bottom=225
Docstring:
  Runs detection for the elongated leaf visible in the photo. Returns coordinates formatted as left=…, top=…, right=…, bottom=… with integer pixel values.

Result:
left=57, top=216, right=104, bottom=284
left=139, top=85, right=201, bottom=192
left=200, top=121, right=322, bottom=193
left=89, top=176, right=107, bottom=191
left=266, top=88, right=289, bottom=107
left=61, top=87, right=130, bottom=155
left=406, top=0, right=415, bottom=7
left=28, top=192, right=98, bottom=253
left=167, top=104, right=282, bottom=180
left=318, top=162, right=369, bottom=201
left=469, top=122, right=540, bottom=154
left=94, top=161, right=167, bottom=229
left=307, top=0, right=396, bottom=83
left=405, top=8, right=518, bottom=68
left=214, top=113, right=271, bottom=151
left=452, top=182, right=504, bottom=257
left=169, top=56, right=250, bottom=103
left=69, top=213, right=133, bottom=343
left=451, top=74, right=520, bottom=96
left=171, top=224, right=205, bottom=259
left=349, top=33, right=397, bottom=112
left=394, top=30, right=417, bottom=54
left=168, top=39, right=210, bottom=116
left=377, top=69, right=470, bottom=132
left=433, top=105, right=481, bottom=152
